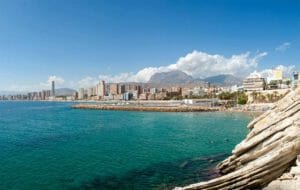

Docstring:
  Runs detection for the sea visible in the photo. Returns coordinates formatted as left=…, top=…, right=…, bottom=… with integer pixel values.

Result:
left=0, top=101, right=252, bottom=190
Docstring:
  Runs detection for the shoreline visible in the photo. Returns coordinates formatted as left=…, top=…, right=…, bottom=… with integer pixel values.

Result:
left=1, top=100, right=269, bottom=114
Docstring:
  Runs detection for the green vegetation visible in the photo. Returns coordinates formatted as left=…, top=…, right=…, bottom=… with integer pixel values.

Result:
left=237, top=93, right=248, bottom=105
left=250, top=91, right=288, bottom=103
left=218, top=91, right=248, bottom=105
left=218, top=92, right=234, bottom=100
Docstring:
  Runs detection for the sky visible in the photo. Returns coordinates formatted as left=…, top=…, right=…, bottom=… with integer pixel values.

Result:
left=0, top=0, right=299, bottom=92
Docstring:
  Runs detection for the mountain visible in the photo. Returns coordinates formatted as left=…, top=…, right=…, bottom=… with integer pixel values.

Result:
left=148, top=70, right=194, bottom=84
left=203, top=74, right=243, bottom=86
left=55, top=88, right=77, bottom=96
left=148, top=70, right=242, bottom=87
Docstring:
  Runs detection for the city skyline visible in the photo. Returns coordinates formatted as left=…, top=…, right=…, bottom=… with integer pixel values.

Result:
left=0, top=0, right=299, bottom=92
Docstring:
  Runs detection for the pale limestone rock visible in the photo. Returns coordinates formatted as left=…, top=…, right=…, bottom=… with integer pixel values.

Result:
left=176, top=87, right=300, bottom=190
left=290, top=167, right=300, bottom=175
left=296, top=155, right=300, bottom=166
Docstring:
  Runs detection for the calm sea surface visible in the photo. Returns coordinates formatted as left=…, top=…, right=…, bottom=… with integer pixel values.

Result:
left=0, top=101, right=252, bottom=190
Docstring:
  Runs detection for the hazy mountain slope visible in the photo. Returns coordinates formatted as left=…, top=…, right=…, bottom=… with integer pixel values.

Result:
left=148, top=70, right=194, bottom=84
left=203, top=74, right=243, bottom=86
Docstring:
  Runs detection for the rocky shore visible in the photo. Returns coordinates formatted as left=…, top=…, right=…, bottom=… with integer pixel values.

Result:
left=72, top=104, right=219, bottom=112
left=175, top=86, right=300, bottom=189
left=264, top=155, right=300, bottom=190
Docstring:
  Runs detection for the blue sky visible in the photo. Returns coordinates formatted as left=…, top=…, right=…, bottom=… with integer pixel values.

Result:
left=0, top=0, right=299, bottom=92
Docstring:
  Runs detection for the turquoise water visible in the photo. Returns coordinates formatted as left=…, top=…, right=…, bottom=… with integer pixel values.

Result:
left=0, top=101, right=251, bottom=190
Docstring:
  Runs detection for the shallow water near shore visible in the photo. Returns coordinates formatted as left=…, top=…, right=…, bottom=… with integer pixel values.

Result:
left=0, top=101, right=252, bottom=190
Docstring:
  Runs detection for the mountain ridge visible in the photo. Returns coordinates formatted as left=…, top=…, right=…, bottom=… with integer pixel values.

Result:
left=147, top=70, right=242, bottom=86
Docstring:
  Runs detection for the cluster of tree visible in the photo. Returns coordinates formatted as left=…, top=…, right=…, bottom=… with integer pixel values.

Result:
left=163, top=95, right=184, bottom=100
left=218, top=91, right=248, bottom=105
left=183, top=94, right=212, bottom=99
left=250, top=91, right=287, bottom=103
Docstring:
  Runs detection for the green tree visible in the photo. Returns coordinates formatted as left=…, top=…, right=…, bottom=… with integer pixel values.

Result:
left=237, top=92, right=248, bottom=105
left=218, top=92, right=233, bottom=100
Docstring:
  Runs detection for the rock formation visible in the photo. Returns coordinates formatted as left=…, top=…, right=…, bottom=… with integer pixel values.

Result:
left=176, top=86, right=300, bottom=190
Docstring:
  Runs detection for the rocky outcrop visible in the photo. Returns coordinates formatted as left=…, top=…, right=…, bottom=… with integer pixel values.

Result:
left=176, top=86, right=300, bottom=190
left=264, top=155, right=300, bottom=190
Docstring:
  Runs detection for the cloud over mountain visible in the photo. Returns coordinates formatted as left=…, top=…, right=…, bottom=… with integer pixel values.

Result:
left=97, top=50, right=267, bottom=83
left=4, top=50, right=269, bottom=92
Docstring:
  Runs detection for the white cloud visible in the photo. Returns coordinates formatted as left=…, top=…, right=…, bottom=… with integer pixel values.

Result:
left=168, top=51, right=267, bottom=78
left=4, top=50, right=269, bottom=92
left=77, top=76, right=98, bottom=88
left=98, top=72, right=135, bottom=83
left=97, top=50, right=267, bottom=83
left=250, top=65, right=296, bottom=82
left=40, top=75, right=65, bottom=88
left=275, top=42, right=291, bottom=52
left=5, top=75, right=66, bottom=92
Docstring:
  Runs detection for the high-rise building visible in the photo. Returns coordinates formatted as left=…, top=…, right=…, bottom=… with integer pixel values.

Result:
left=41, top=90, right=48, bottom=100
left=87, top=87, right=95, bottom=97
left=78, top=88, right=85, bottom=100
left=109, top=83, right=119, bottom=96
left=96, top=80, right=106, bottom=98
left=118, top=84, right=125, bottom=94
left=46, top=90, right=51, bottom=98
left=51, top=81, right=55, bottom=97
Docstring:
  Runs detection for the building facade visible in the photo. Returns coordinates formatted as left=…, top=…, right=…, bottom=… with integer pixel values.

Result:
left=51, top=81, right=55, bottom=97
left=243, top=74, right=266, bottom=92
left=96, top=80, right=106, bottom=99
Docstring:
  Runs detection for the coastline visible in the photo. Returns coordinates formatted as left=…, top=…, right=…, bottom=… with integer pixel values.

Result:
left=2, top=100, right=269, bottom=115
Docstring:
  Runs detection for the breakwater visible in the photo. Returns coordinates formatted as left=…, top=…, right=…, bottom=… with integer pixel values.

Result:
left=72, top=104, right=220, bottom=112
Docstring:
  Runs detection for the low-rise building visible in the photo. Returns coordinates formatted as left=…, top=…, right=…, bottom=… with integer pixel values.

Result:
left=123, top=92, right=133, bottom=101
left=150, top=88, right=159, bottom=94
left=182, top=88, right=193, bottom=98
left=155, top=92, right=168, bottom=100
left=139, top=93, right=149, bottom=100
left=243, top=73, right=266, bottom=92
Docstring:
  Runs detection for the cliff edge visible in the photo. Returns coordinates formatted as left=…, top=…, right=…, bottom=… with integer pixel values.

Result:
left=176, top=86, right=300, bottom=190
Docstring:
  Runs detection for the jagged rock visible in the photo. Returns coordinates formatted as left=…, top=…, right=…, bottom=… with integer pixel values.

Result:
left=176, top=86, right=300, bottom=190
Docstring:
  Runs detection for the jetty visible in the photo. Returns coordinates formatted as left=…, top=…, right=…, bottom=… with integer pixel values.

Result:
left=72, top=104, right=219, bottom=112
left=176, top=85, right=300, bottom=189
